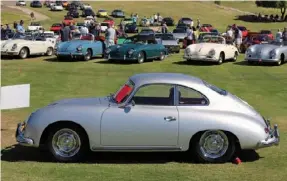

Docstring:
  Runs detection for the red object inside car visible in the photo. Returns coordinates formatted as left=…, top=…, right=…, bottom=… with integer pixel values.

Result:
left=115, top=85, right=132, bottom=103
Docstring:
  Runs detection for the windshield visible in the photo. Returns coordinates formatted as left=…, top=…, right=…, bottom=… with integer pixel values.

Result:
left=200, top=36, right=225, bottom=44
left=112, top=80, right=134, bottom=103
left=155, top=34, right=175, bottom=40
left=269, top=41, right=286, bottom=46
left=173, top=28, right=186, bottom=33
left=13, top=33, right=34, bottom=40
left=260, top=30, right=271, bottom=34
left=99, top=10, right=106, bottom=12
left=203, top=81, right=227, bottom=96
left=30, top=22, right=40, bottom=26
left=101, top=23, right=109, bottom=26
left=238, top=26, right=246, bottom=31
left=181, top=18, right=191, bottom=21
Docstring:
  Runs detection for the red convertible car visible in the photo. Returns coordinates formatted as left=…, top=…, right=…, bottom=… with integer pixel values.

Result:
left=259, top=30, right=274, bottom=40
left=63, top=16, right=76, bottom=26
left=200, top=24, right=213, bottom=32
left=103, top=17, right=115, bottom=27
left=239, top=32, right=270, bottom=53
left=50, top=23, right=62, bottom=32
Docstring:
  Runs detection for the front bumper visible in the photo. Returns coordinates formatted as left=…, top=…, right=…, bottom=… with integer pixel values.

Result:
left=15, top=122, right=34, bottom=146
left=56, top=52, right=84, bottom=58
left=245, top=57, right=280, bottom=63
left=1, top=50, right=19, bottom=56
left=183, top=55, right=217, bottom=62
left=257, top=123, right=280, bottom=148
left=107, top=54, right=137, bottom=61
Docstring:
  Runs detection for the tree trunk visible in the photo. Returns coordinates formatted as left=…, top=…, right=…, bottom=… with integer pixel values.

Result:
left=281, top=7, right=286, bottom=20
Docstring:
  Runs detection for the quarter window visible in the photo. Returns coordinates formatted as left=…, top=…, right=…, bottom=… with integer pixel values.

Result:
left=132, top=84, right=175, bottom=106
left=177, top=86, right=208, bottom=105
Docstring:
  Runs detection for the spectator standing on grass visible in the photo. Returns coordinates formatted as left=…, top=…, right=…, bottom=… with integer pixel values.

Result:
left=282, top=27, right=287, bottom=41
left=226, top=26, right=233, bottom=44
left=161, top=22, right=168, bottom=33
left=276, top=29, right=282, bottom=42
left=60, top=23, right=72, bottom=42
left=186, top=25, right=194, bottom=46
left=1, top=25, right=6, bottom=40
left=105, top=23, right=116, bottom=48
left=197, top=19, right=201, bottom=27
left=234, top=26, right=242, bottom=50
left=154, top=14, right=158, bottom=23
left=30, top=12, right=35, bottom=21
left=80, top=24, right=89, bottom=35
left=13, top=21, right=18, bottom=30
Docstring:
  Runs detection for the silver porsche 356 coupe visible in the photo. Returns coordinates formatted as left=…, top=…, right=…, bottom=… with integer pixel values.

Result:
left=16, top=73, right=279, bottom=163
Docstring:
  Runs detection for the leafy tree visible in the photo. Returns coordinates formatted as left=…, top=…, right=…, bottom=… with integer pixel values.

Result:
left=214, top=1, right=221, bottom=5
left=256, top=1, right=286, bottom=19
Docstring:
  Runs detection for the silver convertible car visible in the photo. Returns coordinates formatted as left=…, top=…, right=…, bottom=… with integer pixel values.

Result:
left=245, top=40, right=287, bottom=66
left=16, top=73, right=279, bottom=163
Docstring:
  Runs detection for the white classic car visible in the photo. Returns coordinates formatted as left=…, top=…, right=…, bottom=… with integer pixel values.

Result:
left=43, top=31, right=58, bottom=47
left=1, top=33, right=55, bottom=59
left=50, top=3, right=64, bottom=11
left=184, top=35, right=239, bottom=64
left=16, top=0, right=26, bottom=6
left=27, top=22, right=43, bottom=31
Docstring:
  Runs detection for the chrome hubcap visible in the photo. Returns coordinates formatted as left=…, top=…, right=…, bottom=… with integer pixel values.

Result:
left=52, top=128, right=81, bottom=158
left=199, top=130, right=228, bottom=159
left=20, top=49, right=27, bottom=57
left=138, top=53, right=144, bottom=63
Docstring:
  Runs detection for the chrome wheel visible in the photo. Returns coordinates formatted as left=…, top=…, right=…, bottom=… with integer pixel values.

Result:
left=19, top=48, right=28, bottom=59
left=46, top=47, right=53, bottom=56
left=277, top=60, right=282, bottom=66
left=137, top=52, right=144, bottom=64
left=199, top=130, right=229, bottom=159
left=218, top=53, right=224, bottom=65
left=159, top=52, right=165, bottom=61
left=52, top=128, right=81, bottom=158
left=84, top=49, right=92, bottom=61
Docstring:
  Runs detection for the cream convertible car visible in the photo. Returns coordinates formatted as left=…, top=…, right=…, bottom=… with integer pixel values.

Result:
left=184, top=36, right=239, bottom=64
left=16, top=73, right=279, bottom=163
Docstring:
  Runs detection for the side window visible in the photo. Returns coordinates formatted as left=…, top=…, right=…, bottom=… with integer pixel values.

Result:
left=132, top=84, right=175, bottom=106
left=177, top=86, right=208, bottom=106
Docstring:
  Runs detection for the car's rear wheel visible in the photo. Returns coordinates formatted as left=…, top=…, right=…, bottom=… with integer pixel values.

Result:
left=19, top=47, right=28, bottom=59
left=84, top=49, right=92, bottom=61
left=46, top=47, right=54, bottom=56
left=137, top=51, right=145, bottom=64
left=48, top=125, right=88, bottom=162
left=192, top=130, right=236, bottom=163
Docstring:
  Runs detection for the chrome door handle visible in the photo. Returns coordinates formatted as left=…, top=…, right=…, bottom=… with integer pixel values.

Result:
left=164, top=116, right=177, bottom=121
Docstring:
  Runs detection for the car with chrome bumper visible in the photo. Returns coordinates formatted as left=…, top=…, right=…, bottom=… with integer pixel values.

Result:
left=155, top=33, right=180, bottom=53
left=184, top=35, right=239, bottom=64
left=245, top=41, right=287, bottom=66
left=105, top=34, right=168, bottom=64
left=55, top=34, right=104, bottom=61
left=15, top=73, right=279, bottom=163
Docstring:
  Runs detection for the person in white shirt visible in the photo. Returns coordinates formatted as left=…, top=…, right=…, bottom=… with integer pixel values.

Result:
left=186, top=26, right=194, bottom=46
left=154, top=14, right=158, bottom=23
left=276, top=29, right=282, bottom=42
left=226, top=27, right=233, bottom=44
left=80, top=24, right=89, bottom=35
left=190, top=20, right=194, bottom=27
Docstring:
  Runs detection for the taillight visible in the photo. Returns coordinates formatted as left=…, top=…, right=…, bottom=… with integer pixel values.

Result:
left=264, top=127, right=269, bottom=134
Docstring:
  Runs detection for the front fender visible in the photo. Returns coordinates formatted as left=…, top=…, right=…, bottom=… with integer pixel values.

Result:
left=24, top=105, right=107, bottom=149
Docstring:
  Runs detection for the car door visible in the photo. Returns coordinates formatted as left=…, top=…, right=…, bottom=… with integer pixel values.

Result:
left=100, top=84, right=179, bottom=147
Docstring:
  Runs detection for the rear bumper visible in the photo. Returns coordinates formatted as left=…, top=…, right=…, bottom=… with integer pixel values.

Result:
left=15, top=122, right=34, bottom=146
left=257, top=122, right=279, bottom=148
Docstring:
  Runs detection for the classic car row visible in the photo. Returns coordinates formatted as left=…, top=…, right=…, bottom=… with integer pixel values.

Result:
left=16, top=73, right=280, bottom=163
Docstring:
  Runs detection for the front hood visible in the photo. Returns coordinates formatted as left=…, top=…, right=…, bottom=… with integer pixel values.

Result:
left=2, top=39, right=30, bottom=48
left=173, top=33, right=186, bottom=39
left=111, top=44, right=142, bottom=52
left=161, top=40, right=179, bottom=46
left=48, top=96, right=110, bottom=107
left=58, top=40, right=90, bottom=51
left=187, top=43, right=220, bottom=54
left=251, top=44, right=278, bottom=52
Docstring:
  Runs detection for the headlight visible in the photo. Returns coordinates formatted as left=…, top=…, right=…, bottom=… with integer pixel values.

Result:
left=128, top=49, right=135, bottom=55
left=76, top=45, right=82, bottom=51
left=11, top=44, right=17, bottom=50
left=105, top=48, right=111, bottom=54
left=270, top=49, right=277, bottom=57
left=208, top=49, right=215, bottom=56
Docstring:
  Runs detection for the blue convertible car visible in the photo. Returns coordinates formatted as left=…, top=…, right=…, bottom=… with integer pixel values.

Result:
left=56, top=34, right=104, bottom=61
left=105, top=34, right=168, bottom=64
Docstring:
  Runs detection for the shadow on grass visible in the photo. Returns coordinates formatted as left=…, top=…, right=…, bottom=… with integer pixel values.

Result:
left=173, top=61, right=221, bottom=66
left=233, top=61, right=282, bottom=67
left=44, top=56, right=103, bottom=62
left=234, top=15, right=286, bottom=23
left=95, top=60, right=139, bottom=65
left=1, top=145, right=261, bottom=164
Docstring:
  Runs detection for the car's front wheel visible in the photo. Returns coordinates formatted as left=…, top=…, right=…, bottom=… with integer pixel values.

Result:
left=83, top=49, right=92, bottom=61
left=137, top=51, right=145, bottom=64
left=192, top=130, right=236, bottom=163
left=46, top=47, right=54, bottom=56
left=19, top=47, right=29, bottom=59
left=217, top=52, right=224, bottom=65
left=48, top=124, right=89, bottom=162
left=158, top=51, right=165, bottom=61
left=232, top=51, right=238, bottom=62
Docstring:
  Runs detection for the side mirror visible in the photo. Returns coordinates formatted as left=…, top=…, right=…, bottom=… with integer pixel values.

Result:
left=118, top=100, right=135, bottom=108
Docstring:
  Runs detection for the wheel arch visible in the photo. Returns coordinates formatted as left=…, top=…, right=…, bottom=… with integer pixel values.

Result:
left=19, top=46, right=30, bottom=56
left=188, top=130, right=241, bottom=151
left=39, top=120, right=90, bottom=149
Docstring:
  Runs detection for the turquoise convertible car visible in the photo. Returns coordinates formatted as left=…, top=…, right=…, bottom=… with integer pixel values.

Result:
left=55, top=34, right=104, bottom=61
left=105, top=34, right=168, bottom=64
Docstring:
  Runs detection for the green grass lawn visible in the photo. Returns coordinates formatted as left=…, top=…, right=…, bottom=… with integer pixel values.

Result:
left=1, top=1, right=287, bottom=181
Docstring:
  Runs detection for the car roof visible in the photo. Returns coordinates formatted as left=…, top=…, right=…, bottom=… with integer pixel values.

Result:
left=129, top=73, right=203, bottom=87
